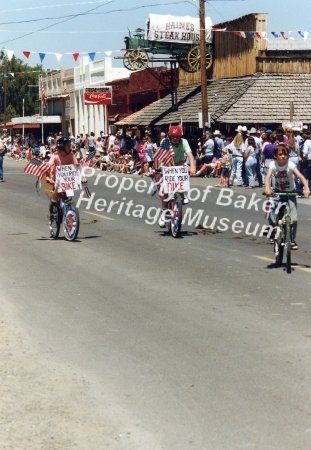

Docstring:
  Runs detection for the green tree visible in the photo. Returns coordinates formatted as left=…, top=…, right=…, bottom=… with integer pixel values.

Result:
left=0, top=51, right=44, bottom=123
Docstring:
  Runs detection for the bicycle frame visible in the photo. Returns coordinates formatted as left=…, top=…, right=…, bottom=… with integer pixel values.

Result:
left=49, top=193, right=80, bottom=241
left=154, top=166, right=189, bottom=238
left=269, top=192, right=298, bottom=273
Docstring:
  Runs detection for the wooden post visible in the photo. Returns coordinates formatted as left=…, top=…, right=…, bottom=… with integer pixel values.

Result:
left=199, top=0, right=208, bottom=135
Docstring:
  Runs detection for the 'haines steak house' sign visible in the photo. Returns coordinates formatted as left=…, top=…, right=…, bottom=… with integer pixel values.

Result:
left=146, top=14, right=213, bottom=45
left=84, top=87, right=112, bottom=105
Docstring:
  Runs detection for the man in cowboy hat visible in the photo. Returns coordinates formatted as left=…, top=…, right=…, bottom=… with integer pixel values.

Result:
left=213, top=130, right=224, bottom=159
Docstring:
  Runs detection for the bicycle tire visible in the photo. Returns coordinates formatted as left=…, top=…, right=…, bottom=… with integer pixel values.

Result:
left=168, top=193, right=183, bottom=238
left=285, top=216, right=292, bottom=274
left=274, top=228, right=284, bottom=266
left=49, top=203, right=61, bottom=239
left=63, top=204, right=80, bottom=241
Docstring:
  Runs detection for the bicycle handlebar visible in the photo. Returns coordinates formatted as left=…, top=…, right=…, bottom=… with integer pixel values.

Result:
left=262, top=191, right=301, bottom=197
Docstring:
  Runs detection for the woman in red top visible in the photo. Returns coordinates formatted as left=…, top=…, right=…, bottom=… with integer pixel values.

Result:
left=46, top=136, right=78, bottom=202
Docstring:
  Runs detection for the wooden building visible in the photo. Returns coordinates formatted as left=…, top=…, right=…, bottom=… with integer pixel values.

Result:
left=116, top=12, right=311, bottom=132
left=106, top=67, right=175, bottom=129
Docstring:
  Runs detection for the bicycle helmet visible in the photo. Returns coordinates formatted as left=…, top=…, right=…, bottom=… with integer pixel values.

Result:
left=57, top=136, right=71, bottom=148
left=168, top=125, right=183, bottom=137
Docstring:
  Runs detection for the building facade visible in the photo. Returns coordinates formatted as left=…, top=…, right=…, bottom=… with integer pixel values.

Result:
left=43, top=56, right=130, bottom=138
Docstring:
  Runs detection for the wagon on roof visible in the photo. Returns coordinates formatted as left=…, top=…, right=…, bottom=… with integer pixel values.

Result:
left=122, top=13, right=213, bottom=73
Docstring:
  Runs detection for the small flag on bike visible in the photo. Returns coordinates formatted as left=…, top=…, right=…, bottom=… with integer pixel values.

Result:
left=24, top=158, right=50, bottom=179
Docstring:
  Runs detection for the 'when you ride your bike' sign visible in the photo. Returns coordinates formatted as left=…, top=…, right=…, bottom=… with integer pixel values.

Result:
left=55, top=164, right=82, bottom=196
left=162, top=166, right=190, bottom=194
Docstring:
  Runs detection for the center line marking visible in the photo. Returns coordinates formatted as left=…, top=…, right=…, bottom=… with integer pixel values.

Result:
left=83, top=211, right=114, bottom=221
left=254, top=255, right=311, bottom=273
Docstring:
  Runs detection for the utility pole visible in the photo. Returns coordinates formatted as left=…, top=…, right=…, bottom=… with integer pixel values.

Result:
left=3, top=74, right=7, bottom=130
left=199, top=0, right=208, bottom=136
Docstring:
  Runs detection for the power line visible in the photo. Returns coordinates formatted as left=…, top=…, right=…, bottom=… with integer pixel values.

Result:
left=0, top=1, right=192, bottom=26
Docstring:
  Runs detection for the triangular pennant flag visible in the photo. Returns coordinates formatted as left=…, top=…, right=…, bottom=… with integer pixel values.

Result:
left=211, top=27, right=227, bottom=32
left=23, top=51, right=31, bottom=59
left=73, top=52, right=80, bottom=61
left=5, top=49, right=14, bottom=61
left=255, top=32, right=262, bottom=40
left=280, top=32, right=288, bottom=40
left=297, top=31, right=305, bottom=38
left=271, top=32, right=280, bottom=38
left=233, top=31, right=246, bottom=38
left=39, top=52, right=46, bottom=62
left=248, top=32, right=256, bottom=39
left=55, top=53, right=63, bottom=63
left=88, top=52, right=96, bottom=61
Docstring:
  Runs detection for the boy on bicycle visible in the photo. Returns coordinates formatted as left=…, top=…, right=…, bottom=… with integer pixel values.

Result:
left=157, top=125, right=196, bottom=227
left=265, top=143, right=310, bottom=250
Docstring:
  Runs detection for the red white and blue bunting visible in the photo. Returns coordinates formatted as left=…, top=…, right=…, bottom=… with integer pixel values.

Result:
left=2, top=30, right=311, bottom=64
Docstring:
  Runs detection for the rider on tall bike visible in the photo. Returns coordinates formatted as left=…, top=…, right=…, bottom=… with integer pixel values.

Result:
left=46, top=136, right=79, bottom=220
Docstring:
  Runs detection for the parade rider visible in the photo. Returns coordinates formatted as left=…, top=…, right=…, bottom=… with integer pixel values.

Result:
left=46, top=136, right=79, bottom=217
left=158, top=125, right=196, bottom=228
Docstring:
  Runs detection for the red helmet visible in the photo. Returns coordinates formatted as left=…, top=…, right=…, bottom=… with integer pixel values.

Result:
left=168, top=125, right=183, bottom=137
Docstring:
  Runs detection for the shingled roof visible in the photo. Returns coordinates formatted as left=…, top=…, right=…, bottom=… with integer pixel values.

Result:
left=115, top=73, right=311, bottom=127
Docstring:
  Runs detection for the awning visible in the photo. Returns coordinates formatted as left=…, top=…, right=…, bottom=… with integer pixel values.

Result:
left=12, top=124, right=41, bottom=129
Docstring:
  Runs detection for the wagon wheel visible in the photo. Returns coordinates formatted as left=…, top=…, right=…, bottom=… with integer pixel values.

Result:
left=177, top=53, right=197, bottom=73
left=123, top=51, right=136, bottom=71
left=187, top=46, right=213, bottom=72
left=126, top=49, right=149, bottom=71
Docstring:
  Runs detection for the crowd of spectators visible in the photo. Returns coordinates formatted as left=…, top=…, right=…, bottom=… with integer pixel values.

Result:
left=3, top=125, right=311, bottom=190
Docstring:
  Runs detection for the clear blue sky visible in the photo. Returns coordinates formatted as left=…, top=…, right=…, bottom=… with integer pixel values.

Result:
left=1, top=0, right=311, bottom=69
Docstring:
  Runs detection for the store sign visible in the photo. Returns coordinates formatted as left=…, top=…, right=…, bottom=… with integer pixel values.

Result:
left=84, top=87, right=112, bottom=105
left=146, top=14, right=213, bottom=44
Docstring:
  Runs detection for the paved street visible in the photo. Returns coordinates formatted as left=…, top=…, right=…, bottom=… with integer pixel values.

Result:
left=1, top=159, right=311, bottom=449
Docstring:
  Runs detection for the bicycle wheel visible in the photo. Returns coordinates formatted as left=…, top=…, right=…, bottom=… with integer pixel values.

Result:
left=63, top=204, right=80, bottom=241
left=285, top=216, right=292, bottom=274
left=274, top=228, right=284, bottom=266
left=168, top=193, right=183, bottom=238
left=49, top=203, right=61, bottom=239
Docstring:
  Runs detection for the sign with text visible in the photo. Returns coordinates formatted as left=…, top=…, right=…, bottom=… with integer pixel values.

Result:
left=282, top=121, right=303, bottom=131
left=84, top=86, right=112, bottom=105
left=55, top=165, right=81, bottom=196
left=147, top=13, right=213, bottom=44
left=162, top=166, right=190, bottom=193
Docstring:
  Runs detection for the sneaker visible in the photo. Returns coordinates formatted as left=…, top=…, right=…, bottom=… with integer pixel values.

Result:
left=262, top=226, right=272, bottom=236
left=183, top=194, right=189, bottom=205
left=291, top=241, right=298, bottom=250
left=158, top=210, right=166, bottom=228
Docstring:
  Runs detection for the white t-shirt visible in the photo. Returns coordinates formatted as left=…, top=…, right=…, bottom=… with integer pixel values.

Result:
left=269, top=160, right=296, bottom=192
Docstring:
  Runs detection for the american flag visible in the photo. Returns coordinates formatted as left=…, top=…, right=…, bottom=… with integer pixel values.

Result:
left=40, top=77, right=47, bottom=108
left=153, top=146, right=175, bottom=170
left=24, top=158, right=50, bottom=179
left=80, top=149, right=96, bottom=167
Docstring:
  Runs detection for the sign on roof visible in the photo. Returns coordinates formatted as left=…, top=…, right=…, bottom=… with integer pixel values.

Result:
left=146, top=13, right=213, bottom=45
